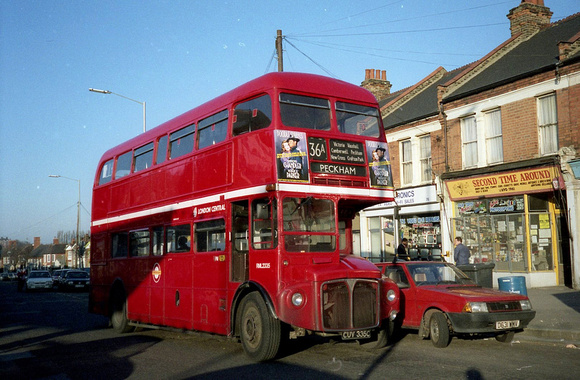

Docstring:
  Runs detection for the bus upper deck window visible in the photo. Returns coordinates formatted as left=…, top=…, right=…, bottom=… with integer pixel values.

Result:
left=198, top=110, right=228, bottom=150
left=99, top=159, right=114, bottom=185
left=115, top=151, right=133, bottom=179
left=336, top=102, right=380, bottom=137
left=156, top=135, right=168, bottom=165
left=169, top=124, right=195, bottom=159
left=280, top=93, right=330, bottom=131
left=233, top=94, right=272, bottom=136
left=134, top=142, right=154, bottom=173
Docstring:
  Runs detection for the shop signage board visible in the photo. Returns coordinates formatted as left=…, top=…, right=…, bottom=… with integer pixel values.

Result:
left=445, top=166, right=560, bottom=201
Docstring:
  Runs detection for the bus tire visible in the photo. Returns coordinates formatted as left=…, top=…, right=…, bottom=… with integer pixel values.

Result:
left=429, top=311, right=451, bottom=348
left=239, top=292, right=281, bottom=361
left=110, top=290, right=132, bottom=333
left=360, top=320, right=393, bottom=349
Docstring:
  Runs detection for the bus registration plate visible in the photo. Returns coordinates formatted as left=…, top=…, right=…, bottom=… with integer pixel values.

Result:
left=341, top=330, right=371, bottom=340
left=496, top=320, right=519, bottom=329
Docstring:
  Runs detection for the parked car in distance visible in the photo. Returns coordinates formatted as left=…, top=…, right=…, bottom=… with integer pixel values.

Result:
left=375, top=261, right=536, bottom=348
left=52, top=269, right=71, bottom=288
left=25, top=270, right=53, bottom=291
left=59, top=270, right=90, bottom=291
left=51, top=269, right=63, bottom=286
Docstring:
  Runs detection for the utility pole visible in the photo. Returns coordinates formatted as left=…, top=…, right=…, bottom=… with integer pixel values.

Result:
left=276, top=29, right=283, bottom=72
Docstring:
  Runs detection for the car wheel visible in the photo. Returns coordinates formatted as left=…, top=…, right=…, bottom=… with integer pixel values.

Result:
left=239, top=292, right=281, bottom=361
left=495, top=331, right=515, bottom=343
left=429, top=311, right=451, bottom=348
left=110, top=290, right=133, bottom=333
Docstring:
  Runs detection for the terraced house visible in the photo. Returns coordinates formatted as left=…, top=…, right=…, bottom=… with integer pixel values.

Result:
left=359, top=0, right=580, bottom=289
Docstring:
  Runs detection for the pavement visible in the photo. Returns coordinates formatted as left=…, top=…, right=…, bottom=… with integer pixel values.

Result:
left=516, top=286, right=580, bottom=346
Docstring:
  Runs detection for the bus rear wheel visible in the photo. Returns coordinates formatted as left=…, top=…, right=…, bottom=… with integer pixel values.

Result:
left=110, top=290, right=133, bottom=333
left=239, top=292, right=281, bottom=361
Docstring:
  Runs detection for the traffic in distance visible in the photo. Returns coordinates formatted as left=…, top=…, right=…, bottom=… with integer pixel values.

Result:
left=88, top=72, right=398, bottom=361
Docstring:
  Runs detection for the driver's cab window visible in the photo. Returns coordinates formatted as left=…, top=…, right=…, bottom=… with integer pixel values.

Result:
left=252, top=198, right=277, bottom=249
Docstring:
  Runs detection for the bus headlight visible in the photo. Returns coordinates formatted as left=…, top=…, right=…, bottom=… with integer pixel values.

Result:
left=291, top=292, right=304, bottom=307
left=387, top=289, right=397, bottom=302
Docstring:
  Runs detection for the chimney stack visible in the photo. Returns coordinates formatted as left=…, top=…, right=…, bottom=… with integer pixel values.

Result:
left=507, top=0, right=552, bottom=38
left=361, top=69, right=392, bottom=102
left=34, top=237, right=41, bottom=248
left=53, top=238, right=59, bottom=245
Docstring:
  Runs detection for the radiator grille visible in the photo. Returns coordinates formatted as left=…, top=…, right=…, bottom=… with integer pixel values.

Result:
left=321, top=279, right=379, bottom=330
left=487, top=301, right=522, bottom=312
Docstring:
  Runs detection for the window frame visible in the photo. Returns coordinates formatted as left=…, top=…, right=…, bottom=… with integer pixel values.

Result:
left=537, top=93, right=558, bottom=156
left=461, top=115, right=478, bottom=169
left=419, top=135, right=432, bottom=183
left=485, top=108, right=503, bottom=164
left=401, top=139, right=413, bottom=185
left=197, top=109, right=229, bottom=150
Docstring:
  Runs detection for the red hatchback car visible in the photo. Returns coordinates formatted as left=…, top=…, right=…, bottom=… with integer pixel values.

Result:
left=376, top=261, right=536, bottom=348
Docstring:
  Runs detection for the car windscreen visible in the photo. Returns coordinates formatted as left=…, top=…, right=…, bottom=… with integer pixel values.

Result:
left=407, top=263, right=474, bottom=286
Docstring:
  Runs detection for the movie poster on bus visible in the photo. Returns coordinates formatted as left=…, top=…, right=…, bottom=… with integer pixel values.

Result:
left=275, top=130, right=309, bottom=182
left=366, top=141, right=393, bottom=188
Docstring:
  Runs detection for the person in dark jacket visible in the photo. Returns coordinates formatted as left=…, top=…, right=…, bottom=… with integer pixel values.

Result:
left=396, top=238, right=410, bottom=261
left=454, top=237, right=471, bottom=265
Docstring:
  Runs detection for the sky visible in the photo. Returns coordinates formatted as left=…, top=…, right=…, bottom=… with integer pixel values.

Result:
left=1, top=0, right=578, bottom=244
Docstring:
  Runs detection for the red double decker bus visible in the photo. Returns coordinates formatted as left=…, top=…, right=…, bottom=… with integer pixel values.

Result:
left=89, top=72, right=397, bottom=361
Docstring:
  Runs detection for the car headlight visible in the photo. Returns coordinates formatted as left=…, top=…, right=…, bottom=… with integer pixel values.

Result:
left=463, top=302, right=488, bottom=313
left=520, top=300, right=532, bottom=310
left=387, top=289, right=397, bottom=302
left=291, top=292, right=304, bottom=306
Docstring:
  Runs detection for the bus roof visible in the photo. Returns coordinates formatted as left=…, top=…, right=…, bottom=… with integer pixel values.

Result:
left=97, top=72, right=377, bottom=164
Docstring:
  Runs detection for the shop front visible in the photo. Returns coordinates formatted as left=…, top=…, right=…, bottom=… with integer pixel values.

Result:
left=359, top=185, right=442, bottom=263
left=444, top=164, right=567, bottom=287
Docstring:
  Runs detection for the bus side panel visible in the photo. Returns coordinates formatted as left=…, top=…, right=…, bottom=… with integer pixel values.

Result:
left=192, top=251, right=229, bottom=335
left=193, top=143, right=232, bottom=193
left=163, top=252, right=194, bottom=329
left=88, top=232, right=109, bottom=316
left=232, top=132, right=276, bottom=188
left=126, top=257, right=152, bottom=323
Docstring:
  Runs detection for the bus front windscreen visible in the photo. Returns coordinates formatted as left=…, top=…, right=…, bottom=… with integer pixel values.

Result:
left=282, top=197, right=336, bottom=252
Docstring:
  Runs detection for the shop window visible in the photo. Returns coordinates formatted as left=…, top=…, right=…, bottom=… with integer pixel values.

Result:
left=528, top=194, right=549, bottom=211
left=529, top=213, right=553, bottom=271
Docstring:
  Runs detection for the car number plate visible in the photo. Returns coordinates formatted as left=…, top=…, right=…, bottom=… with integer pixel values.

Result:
left=341, top=330, right=371, bottom=340
left=496, top=320, right=520, bottom=329
left=75, top=284, right=84, bottom=287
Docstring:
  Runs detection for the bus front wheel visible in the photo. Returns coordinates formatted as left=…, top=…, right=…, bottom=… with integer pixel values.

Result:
left=239, top=292, right=281, bottom=361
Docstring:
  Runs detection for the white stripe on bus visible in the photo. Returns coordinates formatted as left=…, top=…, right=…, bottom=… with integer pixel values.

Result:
left=91, top=184, right=393, bottom=227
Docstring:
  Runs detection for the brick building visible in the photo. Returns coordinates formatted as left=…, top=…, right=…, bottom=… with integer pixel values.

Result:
left=360, top=0, right=580, bottom=288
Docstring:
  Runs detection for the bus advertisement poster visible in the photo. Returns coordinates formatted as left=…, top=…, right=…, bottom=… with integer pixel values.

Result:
left=366, top=141, right=393, bottom=188
left=275, top=130, right=309, bottom=182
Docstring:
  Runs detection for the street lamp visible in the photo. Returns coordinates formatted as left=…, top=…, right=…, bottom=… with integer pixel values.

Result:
left=89, top=88, right=146, bottom=133
left=49, top=175, right=80, bottom=268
